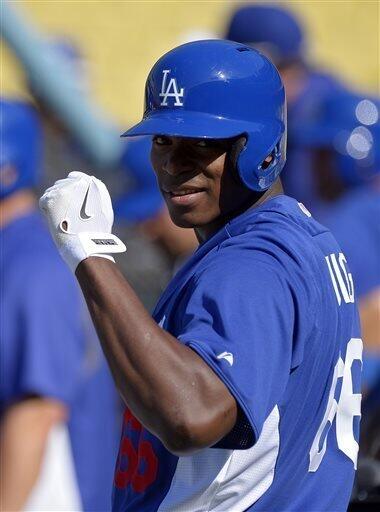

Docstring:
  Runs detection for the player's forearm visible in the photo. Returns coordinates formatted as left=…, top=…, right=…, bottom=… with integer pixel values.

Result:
left=0, top=398, right=66, bottom=511
left=76, top=256, right=236, bottom=454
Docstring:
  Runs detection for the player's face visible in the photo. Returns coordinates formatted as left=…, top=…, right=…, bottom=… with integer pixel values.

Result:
left=151, top=136, right=255, bottom=237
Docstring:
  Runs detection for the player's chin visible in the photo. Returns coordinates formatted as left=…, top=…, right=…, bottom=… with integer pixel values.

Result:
left=166, top=202, right=218, bottom=229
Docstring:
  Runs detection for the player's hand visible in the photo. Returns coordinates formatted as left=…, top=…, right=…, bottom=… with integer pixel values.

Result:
left=39, top=171, right=126, bottom=272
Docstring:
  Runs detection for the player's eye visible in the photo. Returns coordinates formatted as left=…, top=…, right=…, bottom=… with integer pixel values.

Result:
left=153, top=136, right=171, bottom=146
left=194, top=138, right=231, bottom=150
left=194, top=139, right=222, bottom=149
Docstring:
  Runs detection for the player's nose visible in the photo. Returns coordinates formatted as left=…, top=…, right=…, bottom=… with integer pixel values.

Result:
left=161, top=146, right=196, bottom=176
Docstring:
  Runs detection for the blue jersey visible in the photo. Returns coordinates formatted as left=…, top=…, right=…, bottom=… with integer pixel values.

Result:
left=112, top=196, right=362, bottom=512
left=0, top=212, right=119, bottom=511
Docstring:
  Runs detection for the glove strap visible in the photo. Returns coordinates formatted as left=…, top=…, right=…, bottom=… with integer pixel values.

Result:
left=77, top=232, right=127, bottom=255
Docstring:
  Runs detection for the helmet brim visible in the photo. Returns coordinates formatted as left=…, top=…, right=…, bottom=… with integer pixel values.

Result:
left=121, top=110, right=265, bottom=140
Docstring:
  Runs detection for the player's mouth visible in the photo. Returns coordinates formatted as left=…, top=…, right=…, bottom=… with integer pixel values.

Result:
left=162, top=186, right=206, bottom=206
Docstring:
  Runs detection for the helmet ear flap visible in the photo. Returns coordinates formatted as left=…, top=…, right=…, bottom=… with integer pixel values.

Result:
left=226, top=136, right=247, bottom=184
left=238, top=129, right=286, bottom=191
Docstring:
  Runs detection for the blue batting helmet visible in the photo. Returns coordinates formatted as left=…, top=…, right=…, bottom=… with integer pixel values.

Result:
left=122, top=39, right=286, bottom=192
left=0, top=98, right=43, bottom=199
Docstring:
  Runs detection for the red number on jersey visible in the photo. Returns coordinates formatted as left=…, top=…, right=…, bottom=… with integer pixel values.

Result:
left=114, top=409, right=158, bottom=493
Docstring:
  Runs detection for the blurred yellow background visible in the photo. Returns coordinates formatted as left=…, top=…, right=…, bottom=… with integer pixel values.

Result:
left=1, top=1, right=379, bottom=128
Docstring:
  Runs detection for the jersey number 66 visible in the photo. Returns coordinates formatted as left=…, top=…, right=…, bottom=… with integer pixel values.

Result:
left=309, top=337, right=362, bottom=472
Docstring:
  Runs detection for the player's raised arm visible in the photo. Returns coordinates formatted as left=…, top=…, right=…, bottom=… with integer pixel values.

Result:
left=39, top=171, right=237, bottom=455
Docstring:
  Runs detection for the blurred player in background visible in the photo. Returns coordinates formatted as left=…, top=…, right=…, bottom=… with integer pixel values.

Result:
left=225, top=3, right=345, bottom=218
left=40, top=40, right=362, bottom=511
left=0, top=99, right=119, bottom=511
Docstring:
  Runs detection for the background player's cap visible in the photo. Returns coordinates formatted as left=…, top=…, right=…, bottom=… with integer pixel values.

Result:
left=122, top=39, right=286, bottom=192
left=225, top=5, right=305, bottom=66
left=292, top=92, right=380, bottom=186
left=0, top=98, right=43, bottom=199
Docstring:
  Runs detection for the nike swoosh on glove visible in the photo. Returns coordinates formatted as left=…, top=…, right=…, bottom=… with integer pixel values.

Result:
left=39, top=171, right=126, bottom=272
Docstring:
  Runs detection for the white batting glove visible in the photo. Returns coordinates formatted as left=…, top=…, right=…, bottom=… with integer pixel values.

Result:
left=39, top=171, right=126, bottom=273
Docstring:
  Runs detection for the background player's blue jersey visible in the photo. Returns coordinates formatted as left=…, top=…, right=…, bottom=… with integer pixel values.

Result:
left=323, top=186, right=380, bottom=299
left=112, top=195, right=362, bottom=512
left=0, top=212, right=119, bottom=511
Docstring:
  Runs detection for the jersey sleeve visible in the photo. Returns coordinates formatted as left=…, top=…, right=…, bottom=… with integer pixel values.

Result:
left=16, top=255, right=85, bottom=406
left=177, top=251, right=302, bottom=448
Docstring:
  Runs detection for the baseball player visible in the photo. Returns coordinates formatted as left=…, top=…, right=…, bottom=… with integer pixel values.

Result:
left=40, top=41, right=362, bottom=511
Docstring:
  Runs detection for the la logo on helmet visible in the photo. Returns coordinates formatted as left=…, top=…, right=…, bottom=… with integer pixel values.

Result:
left=159, top=70, right=184, bottom=107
